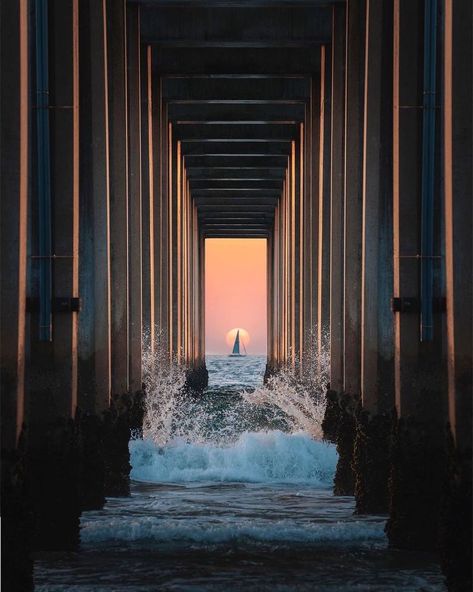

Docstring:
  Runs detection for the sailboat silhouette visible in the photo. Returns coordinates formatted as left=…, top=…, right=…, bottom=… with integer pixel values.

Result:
left=229, top=329, right=247, bottom=357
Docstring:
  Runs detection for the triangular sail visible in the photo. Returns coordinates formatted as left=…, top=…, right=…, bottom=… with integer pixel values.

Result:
left=232, top=330, right=240, bottom=355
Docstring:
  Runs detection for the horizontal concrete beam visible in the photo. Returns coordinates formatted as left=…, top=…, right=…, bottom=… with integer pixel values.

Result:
left=136, top=0, right=334, bottom=6
left=190, top=179, right=283, bottom=189
left=181, top=140, right=291, bottom=155
left=162, top=77, right=310, bottom=101
left=153, top=48, right=321, bottom=75
left=173, top=122, right=298, bottom=141
left=197, top=204, right=276, bottom=212
left=194, top=197, right=278, bottom=206
left=186, top=167, right=286, bottom=179
left=185, top=155, right=287, bottom=168
left=169, top=103, right=305, bottom=122
left=203, top=230, right=270, bottom=237
left=141, top=6, right=331, bottom=45
left=199, top=212, right=274, bottom=219
left=193, top=189, right=280, bottom=198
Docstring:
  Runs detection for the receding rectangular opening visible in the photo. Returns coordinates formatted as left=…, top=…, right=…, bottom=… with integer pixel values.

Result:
left=205, top=238, right=267, bottom=356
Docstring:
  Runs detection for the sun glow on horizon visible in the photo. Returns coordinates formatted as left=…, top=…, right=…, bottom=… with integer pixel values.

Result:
left=225, top=328, right=250, bottom=349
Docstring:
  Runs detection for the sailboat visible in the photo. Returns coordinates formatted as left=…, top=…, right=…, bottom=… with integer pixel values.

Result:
left=229, top=329, right=247, bottom=357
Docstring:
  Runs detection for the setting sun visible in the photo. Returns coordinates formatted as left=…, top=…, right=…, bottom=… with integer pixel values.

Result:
left=225, top=328, right=250, bottom=349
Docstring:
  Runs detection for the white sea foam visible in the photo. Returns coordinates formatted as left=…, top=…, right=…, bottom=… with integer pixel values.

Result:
left=81, top=516, right=385, bottom=545
left=130, top=430, right=337, bottom=485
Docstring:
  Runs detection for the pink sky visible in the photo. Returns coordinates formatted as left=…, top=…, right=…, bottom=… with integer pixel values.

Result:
left=205, top=239, right=267, bottom=355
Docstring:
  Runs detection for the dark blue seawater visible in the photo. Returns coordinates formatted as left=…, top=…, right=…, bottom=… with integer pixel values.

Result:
left=34, top=356, right=445, bottom=591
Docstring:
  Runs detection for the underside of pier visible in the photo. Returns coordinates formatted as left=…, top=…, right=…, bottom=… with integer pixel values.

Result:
left=1, top=0, right=471, bottom=590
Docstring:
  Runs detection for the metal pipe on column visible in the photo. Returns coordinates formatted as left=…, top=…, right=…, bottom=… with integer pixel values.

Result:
left=35, top=0, right=53, bottom=342
left=420, top=0, right=438, bottom=342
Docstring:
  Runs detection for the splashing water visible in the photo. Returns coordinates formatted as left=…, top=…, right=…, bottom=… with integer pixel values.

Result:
left=134, top=332, right=334, bottom=485
left=140, top=330, right=329, bottom=447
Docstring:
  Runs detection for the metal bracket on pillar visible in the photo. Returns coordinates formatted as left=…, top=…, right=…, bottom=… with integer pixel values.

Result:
left=26, top=298, right=81, bottom=313
left=391, top=297, right=446, bottom=314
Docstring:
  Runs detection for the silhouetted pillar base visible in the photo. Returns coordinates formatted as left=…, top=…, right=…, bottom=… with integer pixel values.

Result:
left=353, top=410, right=391, bottom=514
left=1, top=430, right=33, bottom=592
left=185, top=365, right=209, bottom=393
left=79, top=411, right=106, bottom=511
left=321, top=389, right=340, bottom=443
left=263, top=362, right=278, bottom=383
left=333, top=393, right=358, bottom=496
left=386, top=415, right=446, bottom=551
left=439, top=430, right=472, bottom=592
left=27, top=419, right=82, bottom=552
left=103, top=390, right=145, bottom=497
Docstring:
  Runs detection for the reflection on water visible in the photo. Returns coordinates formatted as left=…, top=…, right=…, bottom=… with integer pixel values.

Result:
left=34, top=355, right=445, bottom=591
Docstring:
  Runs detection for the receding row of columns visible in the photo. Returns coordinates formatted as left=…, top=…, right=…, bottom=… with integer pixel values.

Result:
left=267, top=2, right=470, bottom=582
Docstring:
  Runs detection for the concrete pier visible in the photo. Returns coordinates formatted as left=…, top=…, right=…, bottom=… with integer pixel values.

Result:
left=1, top=1, right=471, bottom=590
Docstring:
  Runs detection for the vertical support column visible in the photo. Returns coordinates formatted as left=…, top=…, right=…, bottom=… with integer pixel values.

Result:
left=307, top=79, right=320, bottom=361
left=199, top=232, right=206, bottom=367
left=27, top=0, right=82, bottom=552
left=127, top=4, right=142, bottom=392
left=141, top=45, right=155, bottom=353
left=266, top=232, right=274, bottom=369
left=441, top=1, right=472, bottom=587
left=387, top=0, right=446, bottom=550
left=327, top=3, right=359, bottom=497
left=0, top=3, right=31, bottom=586
left=154, top=74, right=168, bottom=351
left=50, top=0, right=80, bottom=418
left=317, top=45, right=332, bottom=362
left=343, top=0, right=365, bottom=396
left=289, top=142, right=296, bottom=365
left=0, top=0, right=29, bottom=451
left=296, top=124, right=304, bottom=365
left=107, top=0, right=129, bottom=395
left=78, top=0, right=111, bottom=413
left=360, top=0, right=394, bottom=414
left=354, top=0, right=394, bottom=515
left=329, top=4, right=346, bottom=394
left=443, top=0, right=472, bottom=469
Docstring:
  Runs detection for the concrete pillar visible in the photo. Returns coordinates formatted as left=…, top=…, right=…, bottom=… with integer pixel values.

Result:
left=443, top=0, right=472, bottom=462
left=307, top=78, right=320, bottom=359
left=141, top=45, right=155, bottom=352
left=360, top=0, right=394, bottom=414
left=107, top=0, right=129, bottom=395
left=441, top=2, right=472, bottom=588
left=0, top=0, right=29, bottom=450
left=170, top=133, right=179, bottom=358
left=48, top=0, right=80, bottom=418
left=317, top=45, right=332, bottom=360
left=329, top=4, right=346, bottom=393
left=127, top=4, right=142, bottom=392
left=0, top=9, right=33, bottom=591
left=78, top=0, right=111, bottom=413
left=387, top=0, right=446, bottom=550
left=26, top=0, right=82, bottom=552
left=343, top=0, right=365, bottom=396
left=392, top=0, right=446, bottom=419
left=153, top=75, right=168, bottom=351
left=199, top=232, right=206, bottom=365
left=0, top=3, right=31, bottom=585
left=354, top=0, right=394, bottom=515
left=296, top=124, right=304, bottom=364
left=267, top=232, right=274, bottom=366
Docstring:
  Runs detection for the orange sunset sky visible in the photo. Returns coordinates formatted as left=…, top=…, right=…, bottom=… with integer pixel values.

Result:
left=205, top=239, right=267, bottom=355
